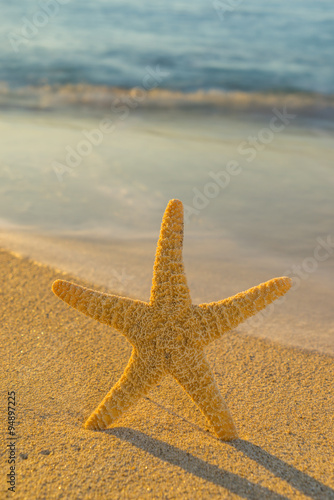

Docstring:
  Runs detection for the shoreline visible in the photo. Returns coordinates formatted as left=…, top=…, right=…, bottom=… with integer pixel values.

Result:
left=1, top=246, right=333, bottom=498
left=1, top=233, right=333, bottom=358
left=1, top=85, right=334, bottom=123
left=2, top=102, right=332, bottom=358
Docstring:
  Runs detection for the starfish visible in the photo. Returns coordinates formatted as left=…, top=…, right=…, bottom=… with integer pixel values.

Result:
left=52, top=199, right=292, bottom=440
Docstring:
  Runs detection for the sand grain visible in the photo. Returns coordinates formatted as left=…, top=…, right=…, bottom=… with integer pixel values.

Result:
left=1, top=249, right=333, bottom=499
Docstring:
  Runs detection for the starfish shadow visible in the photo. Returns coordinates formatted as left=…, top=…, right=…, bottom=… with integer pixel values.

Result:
left=229, top=440, right=334, bottom=500
left=106, top=427, right=287, bottom=499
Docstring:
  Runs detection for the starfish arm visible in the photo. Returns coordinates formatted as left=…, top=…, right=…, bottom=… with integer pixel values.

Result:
left=84, top=349, right=165, bottom=430
left=52, top=280, right=148, bottom=343
left=169, top=350, right=237, bottom=440
left=150, top=199, right=191, bottom=308
left=196, top=276, right=292, bottom=344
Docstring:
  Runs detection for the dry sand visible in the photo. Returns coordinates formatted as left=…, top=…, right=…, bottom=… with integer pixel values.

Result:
left=1, top=248, right=333, bottom=499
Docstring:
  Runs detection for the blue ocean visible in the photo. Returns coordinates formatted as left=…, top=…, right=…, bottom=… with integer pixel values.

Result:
left=1, top=0, right=333, bottom=95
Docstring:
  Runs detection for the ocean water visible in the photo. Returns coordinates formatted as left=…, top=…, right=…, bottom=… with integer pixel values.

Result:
left=1, top=0, right=334, bottom=94
left=0, top=1, right=333, bottom=354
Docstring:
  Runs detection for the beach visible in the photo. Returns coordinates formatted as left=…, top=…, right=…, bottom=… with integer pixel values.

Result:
left=1, top=2, right=334, bottom=497
left=1, top=104, right=333, bottom=356
left=1, top=248, right=333, bottom=499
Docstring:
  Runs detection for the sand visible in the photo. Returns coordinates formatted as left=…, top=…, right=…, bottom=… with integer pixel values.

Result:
left=1, top=247, right=333, bottom=499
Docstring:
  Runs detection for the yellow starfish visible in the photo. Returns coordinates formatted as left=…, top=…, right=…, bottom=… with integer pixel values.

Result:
left=52, top=199, right=292, bottom=440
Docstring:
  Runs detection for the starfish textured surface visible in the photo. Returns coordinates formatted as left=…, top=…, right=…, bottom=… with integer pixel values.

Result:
left=52, top=199, right=292, bottom=440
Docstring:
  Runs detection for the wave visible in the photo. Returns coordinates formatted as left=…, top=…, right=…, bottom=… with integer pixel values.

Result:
left=1, top=82, right=334, bottom=119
